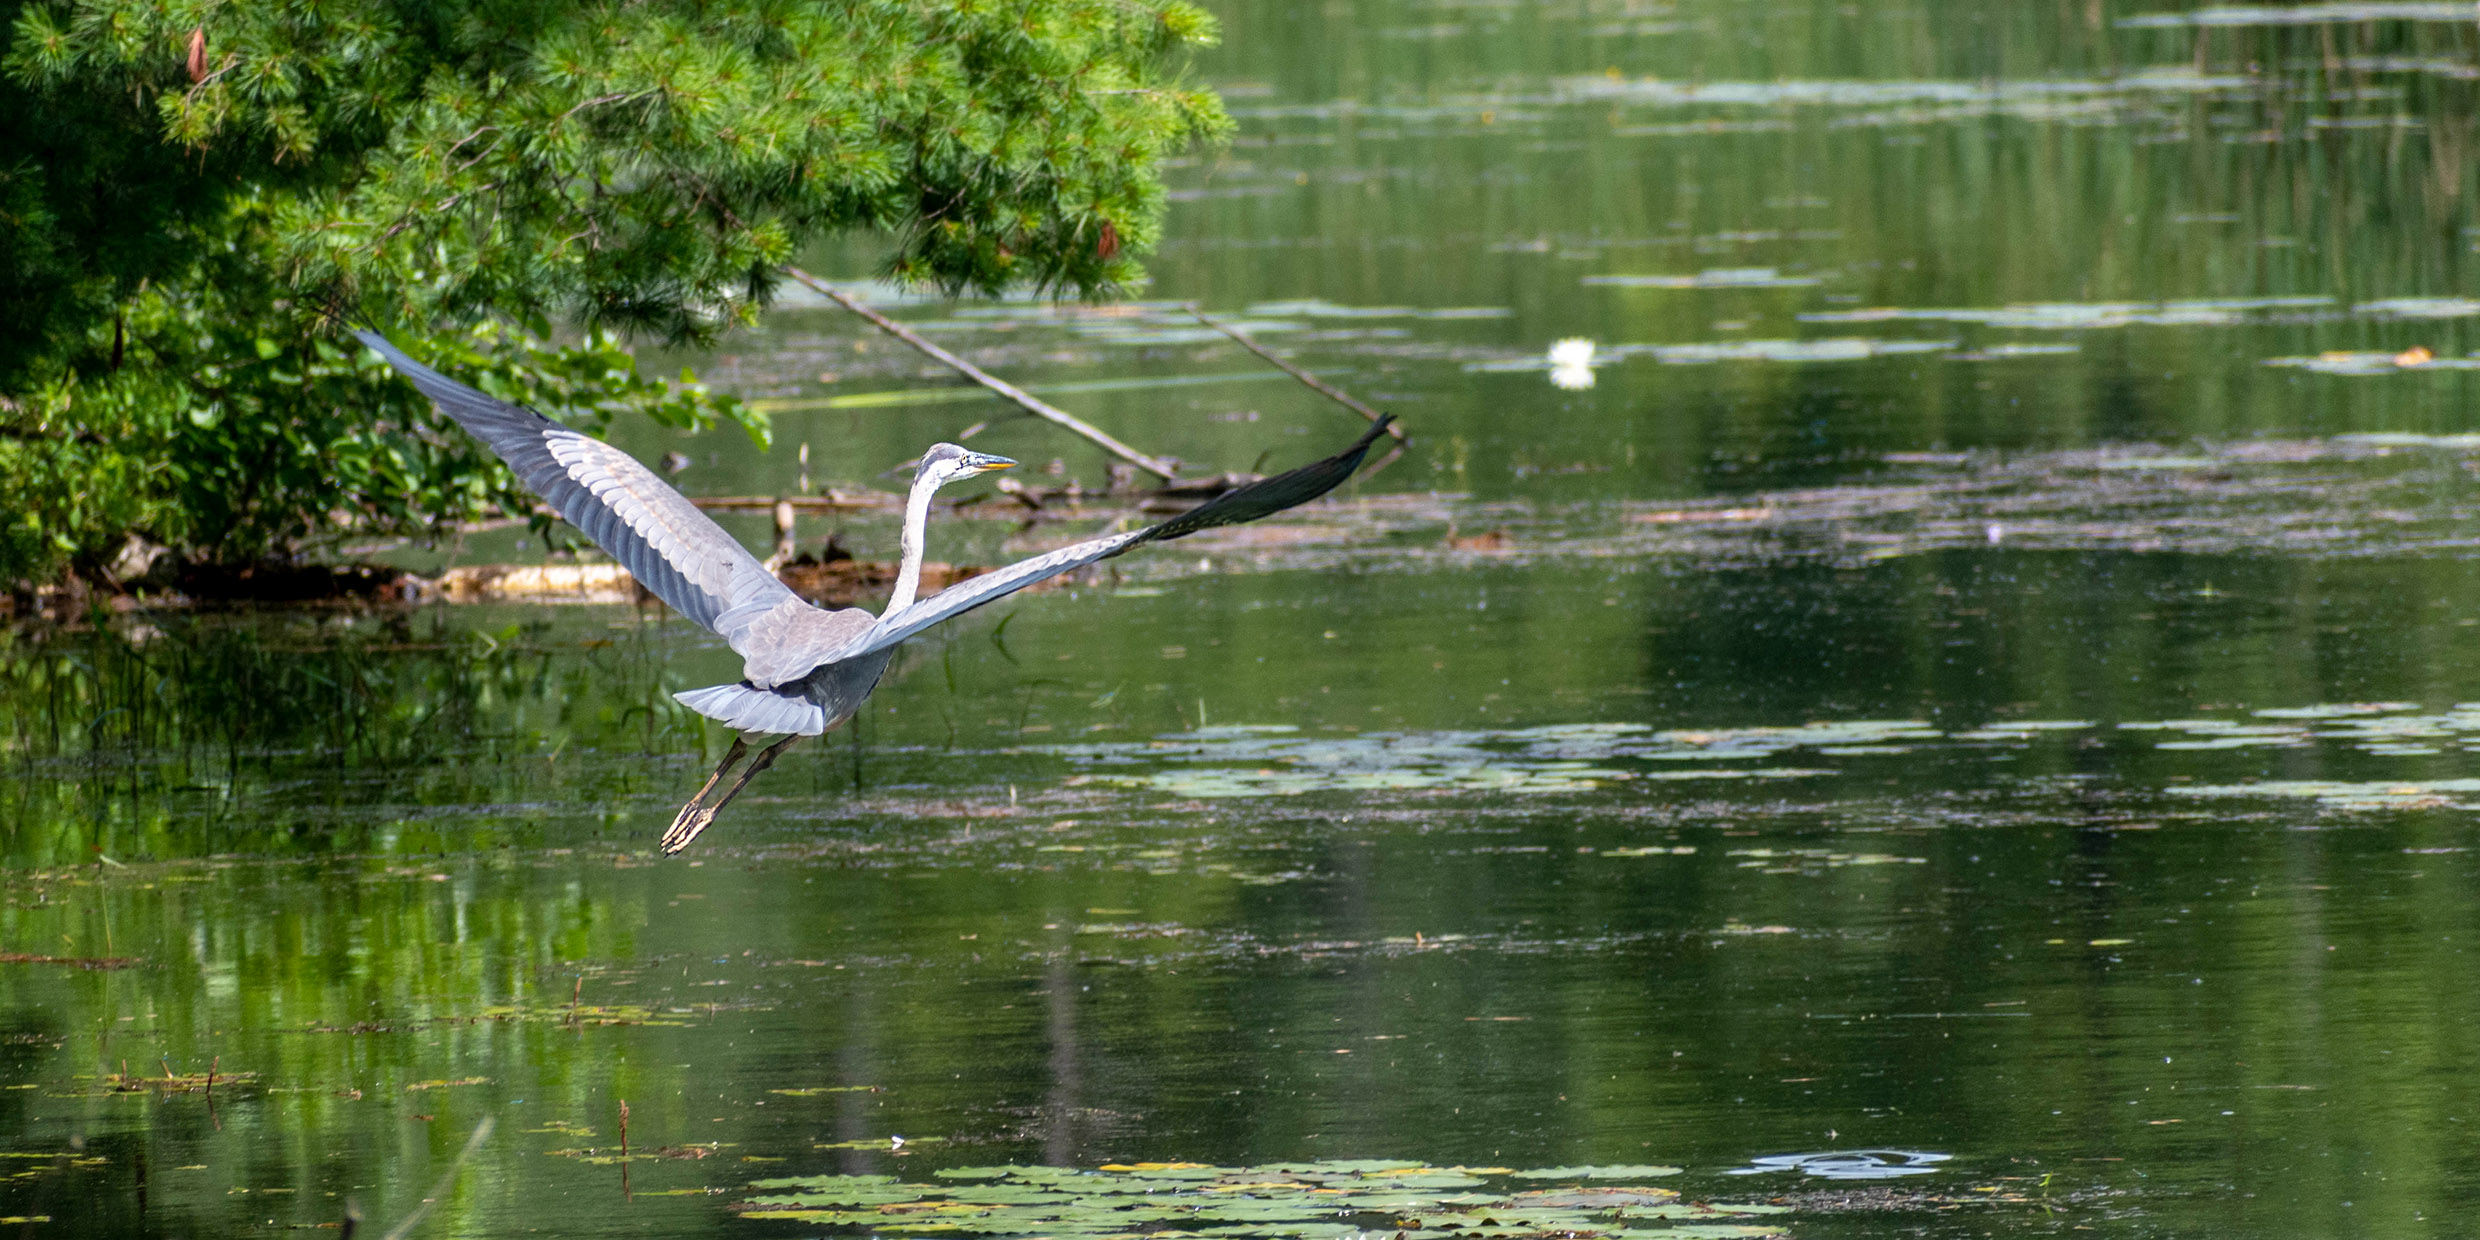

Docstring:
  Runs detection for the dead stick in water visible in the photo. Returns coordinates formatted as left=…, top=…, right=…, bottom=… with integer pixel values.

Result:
left=1360, top=443, right=1410, bottom=482
left=785, top=268, right=1181, bottom=481
left=1185, top=305, right=1407, bottom=443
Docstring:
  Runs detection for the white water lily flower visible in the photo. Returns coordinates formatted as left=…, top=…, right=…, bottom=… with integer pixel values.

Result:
left=1548, top=337, right=1597, bottom=390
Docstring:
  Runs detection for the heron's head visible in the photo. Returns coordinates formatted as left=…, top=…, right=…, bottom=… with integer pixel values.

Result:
left=914, top=442, right=1017, bottom=487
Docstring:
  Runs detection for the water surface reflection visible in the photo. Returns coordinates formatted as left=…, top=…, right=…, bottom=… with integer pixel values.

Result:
left=25, top=0, right=2480, bottom=1235
left=2, top=547, right=2479, bottom=1235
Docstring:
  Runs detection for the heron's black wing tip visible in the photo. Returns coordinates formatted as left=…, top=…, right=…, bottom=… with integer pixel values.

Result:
left=1136, top=414, right=1398, bottom=547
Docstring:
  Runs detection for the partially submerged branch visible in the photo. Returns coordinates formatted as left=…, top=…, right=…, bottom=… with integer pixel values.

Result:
left=785, top=268, right=1182, bottom=481
left=1185, top=305, right=1407, bottom=443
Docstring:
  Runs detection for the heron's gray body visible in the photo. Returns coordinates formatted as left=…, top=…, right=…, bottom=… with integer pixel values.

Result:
left=680, top=596, right=895, bottom=735
left=354, top=326, right=1392, bottom=849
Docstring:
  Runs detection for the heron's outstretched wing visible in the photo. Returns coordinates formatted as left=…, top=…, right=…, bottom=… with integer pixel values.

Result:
left=355, top=329, right=800, bottom=643
left=831, top=415, right=1395, bottom=662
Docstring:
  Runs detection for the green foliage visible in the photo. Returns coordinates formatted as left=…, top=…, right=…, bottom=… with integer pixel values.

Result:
left=0, top=272, right=753, bottom=580
left=0, top=0, right=1227, bottom=583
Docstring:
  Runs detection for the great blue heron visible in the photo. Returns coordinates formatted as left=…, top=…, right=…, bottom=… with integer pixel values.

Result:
left=352, top=329, right=1392, bottom=853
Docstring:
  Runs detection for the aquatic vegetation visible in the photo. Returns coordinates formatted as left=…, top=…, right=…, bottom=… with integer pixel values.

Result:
left=1799, top=296, right=2333, bottom=331
left=733, top=1162, right=1785, bottom=1237
left=1545, top=73, right=2253, bottom=111
left=1050, top=703, right=2480, bottom=807
left=1947, top=343, right=2082, bottom=360
left=1581, top=268, right=1822, bottom=290
left=2263, top=351, right=2480, bottom=375
left=1468, top=338, right=1954, bottom=373
left=1246, top=300, right=1513, bottom=321
left=550, top=1142, right=736, bottom=1165
left=1726, top=848, right=1926, bottom=872
left=471, top=1002, right=695, bottom=1027
left=1638, top=339, right=1952, bottom=365
left=0, top=952, right=143, bottom=970
left=2118, top=4, right=2480, bottom=29
left=75, top=1066, right=255, bottom=1097
left=1057, top=725, right=1867, bottom=798
left=2168, top=779, right=2480, bottom=811
left=1085, top=761, right=1631, bottom=798
left=2354, top=297, right=2480, bottom=319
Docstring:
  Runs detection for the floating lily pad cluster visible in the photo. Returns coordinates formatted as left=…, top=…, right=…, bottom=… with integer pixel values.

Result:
left=1800, top=294, right=2329, bottom=331
left=1056, top=724, right=1855, bottom=798
left=1058, top=727, right=1635, bottom=797
left=734, top=1161, right=1786, bottom=1239
left=474, top=1002, right=691, bottom=1028
left=2169, top=778, right=2480, bottom=811
left=1048, top=707, right=2480, bottom=805
left=2150, top=702, right=2480, bottom=756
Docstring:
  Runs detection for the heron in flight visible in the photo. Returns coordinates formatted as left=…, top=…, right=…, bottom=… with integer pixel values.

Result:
left=353, top=329, right=1392, bottom=854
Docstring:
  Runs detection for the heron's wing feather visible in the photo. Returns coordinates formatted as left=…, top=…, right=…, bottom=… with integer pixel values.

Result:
left=833, top=415, right=1393, bottom=661
left=835, top=528, right=1155, bottom=658
left=355, top=329, right=800, bottom=642
left=1130, top=414, right=1395, bottom=544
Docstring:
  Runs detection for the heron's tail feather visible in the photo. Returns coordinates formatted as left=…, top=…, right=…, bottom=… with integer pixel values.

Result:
left=675, top=683, right=828, bottom=736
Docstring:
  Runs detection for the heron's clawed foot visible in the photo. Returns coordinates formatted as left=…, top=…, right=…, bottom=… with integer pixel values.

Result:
left=661, top=805, right=718, bottom=855
left=661, top=735, right=748, bottom=857
left=656, top=732, right=804, bottom=857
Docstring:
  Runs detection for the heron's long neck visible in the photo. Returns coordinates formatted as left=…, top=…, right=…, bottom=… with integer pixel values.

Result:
left=885, top=468, right=944, bottom=615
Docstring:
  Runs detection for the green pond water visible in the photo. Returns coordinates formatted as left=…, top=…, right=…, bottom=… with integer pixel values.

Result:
left=19, top=2, right=2480, bottom=1236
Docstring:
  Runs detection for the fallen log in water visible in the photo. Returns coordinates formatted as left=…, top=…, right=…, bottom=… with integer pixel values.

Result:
left=428, top=562, right=646, bottom=605
left=772, top=555, right=992, bottom=605
left=424, top=555, right=998, bottom=608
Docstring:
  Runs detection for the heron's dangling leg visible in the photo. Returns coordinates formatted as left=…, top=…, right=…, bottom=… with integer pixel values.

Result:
left=705, top=733, right=803, bottom=816
left=662, top=736, right=748, bottom=852
left=660, top=733, right=803, bottom=856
